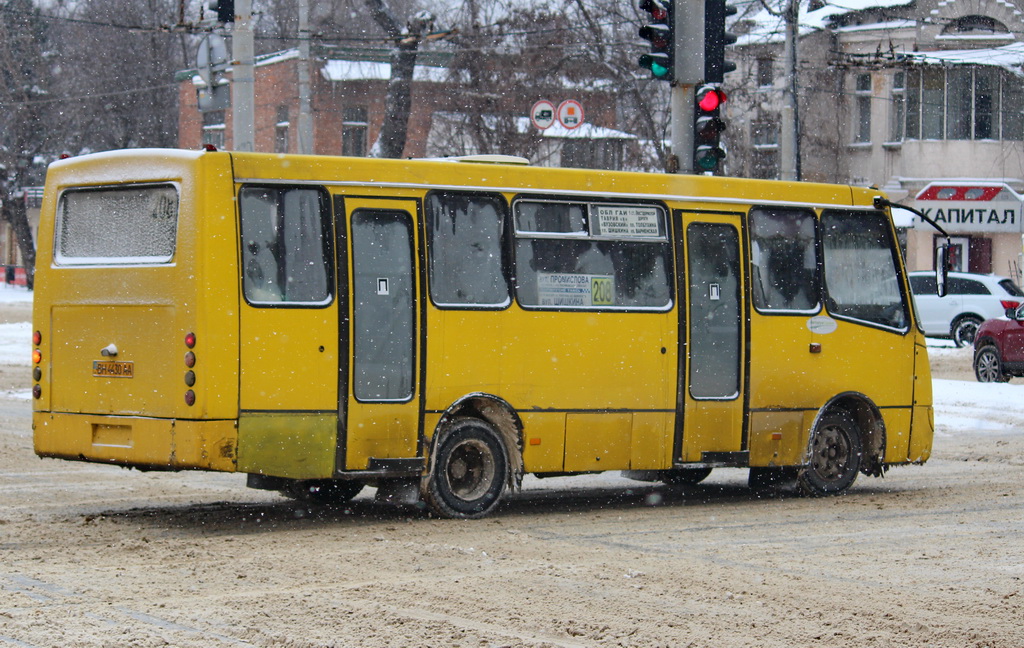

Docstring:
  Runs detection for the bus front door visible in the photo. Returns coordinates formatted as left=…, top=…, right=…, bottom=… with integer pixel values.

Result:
left=340, top=198, right=422, bottom=472
left=677, top=214, right=746, bottom=464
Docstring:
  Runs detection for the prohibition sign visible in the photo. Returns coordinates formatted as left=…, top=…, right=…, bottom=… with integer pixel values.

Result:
left=530, top=100, right=556, bottom=130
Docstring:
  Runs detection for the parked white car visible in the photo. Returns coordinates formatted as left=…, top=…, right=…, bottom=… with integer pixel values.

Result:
left=909, top=271, right=1024, bottom=347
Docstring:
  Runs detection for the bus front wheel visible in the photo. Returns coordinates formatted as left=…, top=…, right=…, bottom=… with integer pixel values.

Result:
left=798, top=411, right=862, bottom=496
left=424, top=418, right=509, bottom=519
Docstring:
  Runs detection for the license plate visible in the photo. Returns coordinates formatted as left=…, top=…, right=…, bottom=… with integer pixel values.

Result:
left=92, top=361, right=134, bottom=378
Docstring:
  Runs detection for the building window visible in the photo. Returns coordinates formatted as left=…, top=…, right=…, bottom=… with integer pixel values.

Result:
left=201, top=110, right=225, bottom=150
left=342, top=106, right=368, bottom=157
left=905, top=66, right=1024, bottom=141
left=853, top=73, right=872, bottom=143
left=889, top=71, right=905, bottom=142
left=756, top=57, right=774, bottom=88
left=275, top=105, right=290, bottom=154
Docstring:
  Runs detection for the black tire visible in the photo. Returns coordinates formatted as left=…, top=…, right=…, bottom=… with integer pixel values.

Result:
left=951, top=315, right=983, bottom=348
left=284, top=479, right=364, bottom=504
left=974, top=345, right=1009, bottom=383
left=424, top=418, right=508, bottom=519
left=661, top=467, right=713, bottom=486
left=798, top=411, right=862, bottom=496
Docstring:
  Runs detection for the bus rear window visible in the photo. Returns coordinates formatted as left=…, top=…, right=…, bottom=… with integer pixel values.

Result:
left=55, top=185, right=178, bottom=265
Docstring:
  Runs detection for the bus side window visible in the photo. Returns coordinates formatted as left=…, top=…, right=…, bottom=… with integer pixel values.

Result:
left=239, top=186, right=331, bottom=305
left=749, top=208, right=819, bottom=313
left=426, top=192, right=509, bottom=308
left=513, top=200, right=671, bottom=310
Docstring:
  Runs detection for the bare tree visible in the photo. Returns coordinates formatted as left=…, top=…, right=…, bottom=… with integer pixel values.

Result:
left=51, top=0, right=188, bottom=153
left=361, top=0, right=435, bottom=158
left=0, top=0, right=49, bottom=287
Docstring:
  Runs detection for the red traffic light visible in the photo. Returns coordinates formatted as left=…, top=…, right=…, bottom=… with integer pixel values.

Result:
left=697, top=86, right=726, bottom=113
left=640, top=0, right=669, bottom=21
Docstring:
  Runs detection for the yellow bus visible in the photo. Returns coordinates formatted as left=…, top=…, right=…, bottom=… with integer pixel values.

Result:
left=31, top=148, right=934, bottom=518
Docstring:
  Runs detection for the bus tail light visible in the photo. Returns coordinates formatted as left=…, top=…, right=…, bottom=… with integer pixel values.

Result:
left=32, top=331, right=42, bottom=399
left=185, top=332, right=196, bottom=406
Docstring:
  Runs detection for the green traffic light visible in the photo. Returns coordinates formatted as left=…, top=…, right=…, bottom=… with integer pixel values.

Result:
left=652, top=62, right=671, bottom=78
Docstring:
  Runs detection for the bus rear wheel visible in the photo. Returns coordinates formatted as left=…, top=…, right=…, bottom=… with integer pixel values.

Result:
left=798, top=411, right=862, bottom=496
left=425, top=418, right=509, bottom=519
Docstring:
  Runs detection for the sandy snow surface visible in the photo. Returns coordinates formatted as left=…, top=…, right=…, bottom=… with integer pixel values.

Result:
left=2, top=285, right=1022, bottom=647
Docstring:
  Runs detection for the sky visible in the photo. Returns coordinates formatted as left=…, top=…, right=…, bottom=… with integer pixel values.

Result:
left=2, top=282, right=1022, bottom=436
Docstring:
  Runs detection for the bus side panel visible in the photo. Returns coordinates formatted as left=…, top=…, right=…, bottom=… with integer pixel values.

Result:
left=630, top=412, right=672, bottom=469
left=519, top=413, right=566, bottom=473
left=747, top=411, right=805, bottom=467
left=908, top=339, right=935, bottom=462
left=236, top=413, right=337, bottom=479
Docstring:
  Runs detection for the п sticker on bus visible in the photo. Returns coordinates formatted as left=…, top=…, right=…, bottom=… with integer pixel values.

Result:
left=93, top=361, right=134, bottom=378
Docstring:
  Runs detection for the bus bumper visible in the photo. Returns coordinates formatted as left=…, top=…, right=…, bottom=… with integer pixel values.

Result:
left=33, top=412, right=238, bottom=472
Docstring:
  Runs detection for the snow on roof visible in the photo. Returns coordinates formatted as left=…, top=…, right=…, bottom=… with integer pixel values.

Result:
left=530, top=120, right=637, bottom=140
left=902, top=42, right=1024, bottom=77
left=321, top=59, right=450, bottom=83
left=432, top=112, right=637, bottom=140
left=736, top=0, right=914, bottom=46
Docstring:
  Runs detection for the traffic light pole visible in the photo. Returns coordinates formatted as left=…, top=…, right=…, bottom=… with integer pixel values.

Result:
left=672, top=0, right=704, bottom=175
left=231, top=0, right=255, bottom=152
left=671, top=84, right=695, bottom=174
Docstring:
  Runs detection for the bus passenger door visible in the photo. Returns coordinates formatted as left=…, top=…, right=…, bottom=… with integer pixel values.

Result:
left=676, top=214, right=746, bottom=463
left=339, top=198, right=422, bottom=471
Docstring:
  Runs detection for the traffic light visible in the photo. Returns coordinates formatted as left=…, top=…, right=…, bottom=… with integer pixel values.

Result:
left=704, top=0, right=737, bottom=83
left=638, top=0, right=674, bottom=82
left=209, top=0, right=234, bottom=23
left=694, top=84, right=727, bottom=173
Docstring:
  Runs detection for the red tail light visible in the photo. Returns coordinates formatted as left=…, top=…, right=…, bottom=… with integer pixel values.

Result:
left=1000, top=300, right=1020, bottom=310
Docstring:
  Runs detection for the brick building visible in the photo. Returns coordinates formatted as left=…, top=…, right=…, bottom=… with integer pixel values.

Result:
left=177, top=49, right=634, bottom=169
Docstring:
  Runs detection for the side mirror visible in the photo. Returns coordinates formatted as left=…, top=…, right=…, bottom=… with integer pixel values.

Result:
left=1007, top=307, right=1018, bottom=319
left=934, top=243, right=949, bottom=297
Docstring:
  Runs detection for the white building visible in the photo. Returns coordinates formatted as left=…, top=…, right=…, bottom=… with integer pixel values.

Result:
left=730, top=0, right=1024, bottom=281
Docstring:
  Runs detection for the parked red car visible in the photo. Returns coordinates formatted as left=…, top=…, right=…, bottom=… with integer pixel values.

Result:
left=973, top=305, right=1024, bottom=382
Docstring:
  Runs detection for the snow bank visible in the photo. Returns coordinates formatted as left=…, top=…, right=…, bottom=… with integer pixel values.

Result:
left=0, top=284, right=33, bottom=304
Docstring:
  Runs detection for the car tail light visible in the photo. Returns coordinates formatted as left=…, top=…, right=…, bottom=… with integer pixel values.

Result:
left=1000, top=300, right=1020, bottom=310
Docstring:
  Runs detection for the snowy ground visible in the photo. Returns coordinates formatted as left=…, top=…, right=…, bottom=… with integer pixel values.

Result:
left=3, top=282, right=1023, bottom=647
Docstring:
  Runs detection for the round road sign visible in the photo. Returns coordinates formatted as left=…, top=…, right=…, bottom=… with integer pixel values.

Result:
left=556, top=100, right=584, bottom=130
left=531, top=100, right=556, bottom=130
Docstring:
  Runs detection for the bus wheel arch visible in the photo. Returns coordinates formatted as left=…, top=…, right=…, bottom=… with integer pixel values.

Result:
left=800, top=394, right=885, bottom=495
left=423, top=394, right=523, bottom=519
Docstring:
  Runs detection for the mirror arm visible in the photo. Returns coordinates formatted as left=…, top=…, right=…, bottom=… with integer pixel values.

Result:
left=873, top=196, right=950, bottom=240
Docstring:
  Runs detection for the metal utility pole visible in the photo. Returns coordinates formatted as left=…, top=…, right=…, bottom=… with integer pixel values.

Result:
left=779, top=0, right=800, bottom=181
left=297, top=0, right=314, bottom=155
left=671, top=0, right=705, bottom=174
left=232, top=0, right=255, bottom=152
